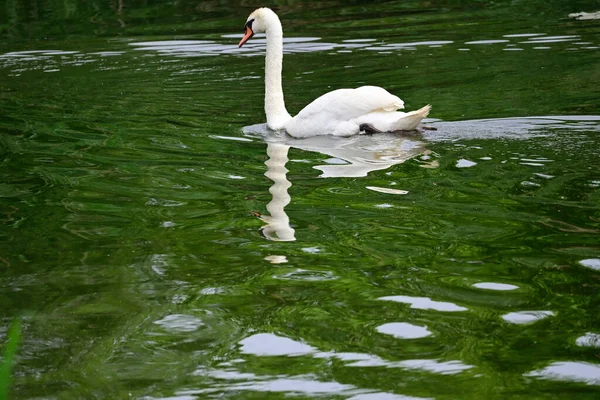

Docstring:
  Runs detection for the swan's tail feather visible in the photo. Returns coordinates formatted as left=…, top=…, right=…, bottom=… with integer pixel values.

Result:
left=393, top=104, right=431, bottom=131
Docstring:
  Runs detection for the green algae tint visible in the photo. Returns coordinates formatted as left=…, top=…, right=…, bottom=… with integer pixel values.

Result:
left=1, top=1, right=599, bottom=399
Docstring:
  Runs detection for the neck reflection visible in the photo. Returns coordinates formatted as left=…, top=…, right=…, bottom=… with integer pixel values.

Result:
left=260, top=142, right=296, bottom=241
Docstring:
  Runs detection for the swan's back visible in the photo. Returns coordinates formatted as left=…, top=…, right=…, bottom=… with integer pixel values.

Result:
left=286, top=86, right=406, bottom=137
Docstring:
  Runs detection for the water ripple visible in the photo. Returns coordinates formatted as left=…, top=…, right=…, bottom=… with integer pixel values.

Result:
left=525, top=362, right=600, bottom=385
left=379, top=295, right=468, bottom=312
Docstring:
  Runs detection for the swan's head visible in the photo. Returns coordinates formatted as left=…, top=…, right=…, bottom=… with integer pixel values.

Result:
left=238, top=8, right=280, bottom=48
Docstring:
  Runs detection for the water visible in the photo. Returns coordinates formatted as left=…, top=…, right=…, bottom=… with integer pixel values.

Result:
left=1, top=0, right=600, bottom=398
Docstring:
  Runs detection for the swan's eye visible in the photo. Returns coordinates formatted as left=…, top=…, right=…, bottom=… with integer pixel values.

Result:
left=244, top=19, right=255, bottom=31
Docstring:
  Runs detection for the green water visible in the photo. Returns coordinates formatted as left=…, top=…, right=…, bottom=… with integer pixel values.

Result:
left=1, top=1, right=600, bottom=399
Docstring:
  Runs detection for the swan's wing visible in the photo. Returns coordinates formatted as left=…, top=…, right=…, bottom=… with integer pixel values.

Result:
left=294, top=86, right=405, bottom=121
left=357, top=104, right=432, bottom=132
left=285, top=86, right=412, bottom=137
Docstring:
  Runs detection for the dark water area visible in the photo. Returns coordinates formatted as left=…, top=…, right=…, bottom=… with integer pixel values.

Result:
left=1, top=0, right=599, bottom=399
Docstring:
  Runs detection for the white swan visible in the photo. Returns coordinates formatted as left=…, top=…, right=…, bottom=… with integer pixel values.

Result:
left=238, top=7, right=431, bottom=138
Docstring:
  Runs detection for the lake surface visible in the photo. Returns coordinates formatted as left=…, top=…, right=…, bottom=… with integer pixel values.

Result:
left=1, top=0, right=600, bottom=398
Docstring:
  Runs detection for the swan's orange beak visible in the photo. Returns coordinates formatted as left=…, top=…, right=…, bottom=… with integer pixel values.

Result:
left=238, top=26, right=254, bottom=48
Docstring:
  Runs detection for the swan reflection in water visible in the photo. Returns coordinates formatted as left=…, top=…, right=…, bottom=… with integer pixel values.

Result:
left=260, top=141, right=296, bottom=242
left=244, top=115, right=600, bottom=242
left=244, top=124, right=433, bottom=242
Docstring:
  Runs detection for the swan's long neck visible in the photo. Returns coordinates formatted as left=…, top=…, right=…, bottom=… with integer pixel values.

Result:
left=264, top=18, right=292, bottom=130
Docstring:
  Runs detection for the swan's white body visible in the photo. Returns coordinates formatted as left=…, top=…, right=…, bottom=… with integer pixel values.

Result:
left=239, top=8, right=431, bottom=138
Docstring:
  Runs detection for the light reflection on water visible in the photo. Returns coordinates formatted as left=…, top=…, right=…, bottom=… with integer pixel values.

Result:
left=1, top=30, right=597, bottom=75
left=181, top=370, right=429, bottom=399
left=379, top=295, right=468, bottom=312
left=174, top=329, right=473, bottom=398
left=526, top=362, right=600, bottom=385
left=501, top=310, right=555, bottom=325
left=223, top=331, right=474, bottom=383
